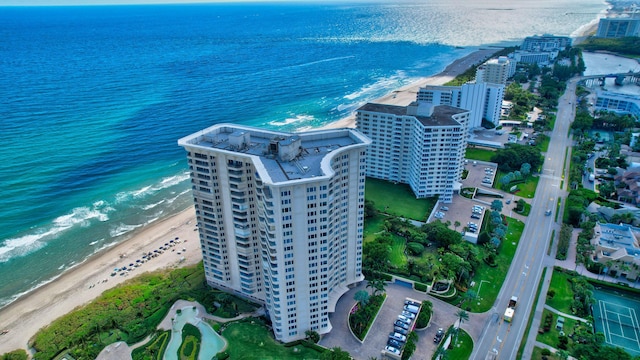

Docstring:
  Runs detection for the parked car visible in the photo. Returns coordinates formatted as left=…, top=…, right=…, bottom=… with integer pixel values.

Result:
left=385, top=345, right=401, bottom=355
left=401, top=310, right=415, bottom=319
left=394, top=326, right=408, bottom=335
left=388, top=338, right=403, bottom=349
left=404, top=299, right=420, bottom=307
left=434, top=328, right=445, bottom=343
left=440, top=206, right=449, bottom=211
left=471, top=214, right=480, bottom=219
left=390, top=332, right=407, bottom=342
left=397, top=315, right=412, bottom=324
left=404, top=304, right=420, bottom=313
left=394, top=320, right=409, bottom=330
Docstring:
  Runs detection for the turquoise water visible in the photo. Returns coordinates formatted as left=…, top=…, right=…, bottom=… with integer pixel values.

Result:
left=164, top=306, right=225, bottom=360
left=0, top=1, right=608, bottom=308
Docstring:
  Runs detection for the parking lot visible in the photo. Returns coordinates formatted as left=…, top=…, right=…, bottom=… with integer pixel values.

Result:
left=320, top=281, right=488, bottom=359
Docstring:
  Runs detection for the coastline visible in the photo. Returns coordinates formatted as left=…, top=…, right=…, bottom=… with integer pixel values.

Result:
left=0, top=19, right=602, bottom=355
left=0, top=206, right=203, bottom=354
left=317, top=47, right=502, bottom=130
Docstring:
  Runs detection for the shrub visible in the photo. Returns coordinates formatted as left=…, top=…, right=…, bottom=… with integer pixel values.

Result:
left=406, top=242, right=425, bottom=256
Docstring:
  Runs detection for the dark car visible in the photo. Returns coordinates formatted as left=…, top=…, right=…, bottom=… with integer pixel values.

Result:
left=387, top=338, right=403, bottom=349
left=434, top=328, right=445, bottom=343
left=394, top=326, right=408, bottom=335
left=394, top=320, right=409, bottom=330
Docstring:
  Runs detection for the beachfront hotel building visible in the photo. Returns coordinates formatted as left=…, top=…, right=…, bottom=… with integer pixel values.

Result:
left=178, top=124, right=370, bottom=342
left=475, top=56, right=516, bottom=85
left=594, top=90, right=640, bottom=120
left=416, top=82, right=504, bottom=128
left=520, top=35, right=572, bottom=52
left=356, top=102, right=470, bottom=203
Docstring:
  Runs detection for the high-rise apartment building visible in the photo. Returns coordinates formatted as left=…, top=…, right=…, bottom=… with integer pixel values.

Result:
left=356, top=102, right=470, bottom=203
left=416, top=82, right=504, bottom=128
left=475, top=56, right=516, bottom=85
left=178, top=124, right=370, bottom=342
left=596, top=17, right=640, bottom=38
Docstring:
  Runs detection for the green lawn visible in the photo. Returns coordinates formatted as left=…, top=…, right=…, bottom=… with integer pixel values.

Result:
left=390, top=234, right=408, bottom=267
left=221, top=319, right=324, bottom=359
left=531, top=346, right=560, bottom=360
left=363, top=213, right=385, bottom=244
left=536, top=309, right=579, bottom=351
left=365, top=178, right=436, bottom=221
left=536, top=134, right=551, bottom=153
left=546, top=269, right=574, bottom=315
left=495, top=172, right=540, bottom=199
left=447, top=329, right=473, bottom=359
left=465, top=147, right=496, bottom=162
left=466, top=217, right=525, bottom=312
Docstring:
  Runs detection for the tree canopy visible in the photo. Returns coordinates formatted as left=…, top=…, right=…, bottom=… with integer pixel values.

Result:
left=491, top=143, right=542, bottom=173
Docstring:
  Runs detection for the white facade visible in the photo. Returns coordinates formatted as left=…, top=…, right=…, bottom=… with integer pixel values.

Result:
left=416, top=82, right=504, bottom=128
left=521, top=35, right=571, bottom=52
left=476, top=56, right=516, bottom=85
left=513, top=50, right=558, bottom=66
left=178, top=124, right=370, bottom=342
left=595, top=90, right=640, bottom=120
left=356, top=102, right=470, bottom=203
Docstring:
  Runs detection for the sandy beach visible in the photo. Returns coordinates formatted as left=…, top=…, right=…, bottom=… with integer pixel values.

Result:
left=0, top=207, right=203, bottom=354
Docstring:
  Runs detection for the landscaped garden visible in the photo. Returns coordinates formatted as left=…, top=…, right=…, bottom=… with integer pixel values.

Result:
left=465, top=147, right=496, bottom=162
left=27, top=264, right=258, bottom=360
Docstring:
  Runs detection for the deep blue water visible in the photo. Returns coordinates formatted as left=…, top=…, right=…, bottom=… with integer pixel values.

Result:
left=0, top=0, right=607, bottom=308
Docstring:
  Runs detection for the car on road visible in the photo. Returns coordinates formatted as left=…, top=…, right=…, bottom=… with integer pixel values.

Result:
left=434, top=328, right=445, bottom=343
left=394, top=320, right=409, bottom=330
left=545, top=209, right=552, bottom=216
left=385, top=346, right=401, bottom=355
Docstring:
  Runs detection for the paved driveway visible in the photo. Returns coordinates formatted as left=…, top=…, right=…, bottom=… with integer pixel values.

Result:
left=320, top=281, right=489, bottom=359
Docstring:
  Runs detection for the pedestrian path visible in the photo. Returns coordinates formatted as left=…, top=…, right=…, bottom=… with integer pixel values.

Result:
left=534, top=341, right=578, bottom=360
left=543, top=305, right=589, bottom=323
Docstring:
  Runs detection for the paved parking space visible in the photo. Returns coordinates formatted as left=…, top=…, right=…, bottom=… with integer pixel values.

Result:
left=320, top=282, right=489, bottom=359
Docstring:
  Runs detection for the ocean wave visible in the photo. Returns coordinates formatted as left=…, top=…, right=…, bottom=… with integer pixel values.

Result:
left=141, top=199, right=166, bottom=210
left=116, top=172, right=191, bottom=203
left=109, top=223, right=143, bottom=238
left=0, top=202, right=113, bottom=263
left=269, top=114, right=315, bottom=127
left=343, top=72, right=408, bottom=101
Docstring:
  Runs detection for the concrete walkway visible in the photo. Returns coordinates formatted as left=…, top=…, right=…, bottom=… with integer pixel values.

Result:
left=543, top=305, right=589, bottom=323
left=535, top=341, right=578, bottom=360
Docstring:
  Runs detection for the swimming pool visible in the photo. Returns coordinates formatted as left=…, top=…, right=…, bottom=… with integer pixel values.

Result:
left=164, top=306, right=226, bottom=360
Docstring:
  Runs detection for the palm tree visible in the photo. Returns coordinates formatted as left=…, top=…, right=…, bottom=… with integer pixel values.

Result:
left=454, top=221, right=461, bottom=231
left=454, top=310, right=469, bottom=344
left=367, top=277, right=386, bottom=296
left=354, top=290, right=369, bottom=305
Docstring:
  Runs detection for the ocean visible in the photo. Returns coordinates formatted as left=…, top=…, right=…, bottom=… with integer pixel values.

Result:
left=0, top=0, right=607, bottom=308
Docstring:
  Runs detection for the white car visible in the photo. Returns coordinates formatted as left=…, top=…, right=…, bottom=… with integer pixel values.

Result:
left=385, top=345, right=401, bottom=355
left=390, top=332, right=407, bottom=342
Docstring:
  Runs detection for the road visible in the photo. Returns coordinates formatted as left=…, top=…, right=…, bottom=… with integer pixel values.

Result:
left=471, top=78, right=578, bottom=360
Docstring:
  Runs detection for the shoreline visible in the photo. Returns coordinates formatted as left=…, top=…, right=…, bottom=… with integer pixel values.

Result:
left=0, top=206, right=203, bottom=354
left=0, top=18, right=602, bottom=355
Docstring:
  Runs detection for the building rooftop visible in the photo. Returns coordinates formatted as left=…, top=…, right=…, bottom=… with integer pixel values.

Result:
left=357, top=103, right=467, bottom=127
left=178, top=124, right=370, bottom=185
left=595, top=222, right=640, bottom=258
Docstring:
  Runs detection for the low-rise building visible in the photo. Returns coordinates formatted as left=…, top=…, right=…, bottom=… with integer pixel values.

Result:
left=592, top=223, right=640, bottom=281
left=521, top=35, right=572, bottom=52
